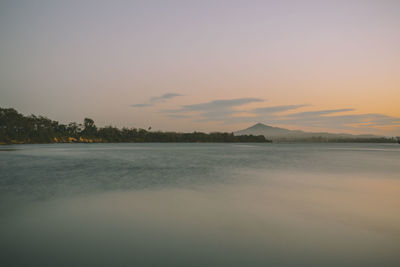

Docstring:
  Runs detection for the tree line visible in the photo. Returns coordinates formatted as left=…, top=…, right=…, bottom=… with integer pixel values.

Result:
left=0, top=107, right=269, bottom=144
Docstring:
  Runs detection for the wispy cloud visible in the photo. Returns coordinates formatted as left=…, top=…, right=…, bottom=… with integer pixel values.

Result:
left=285, top=108, right=355, bottom=118
left=253, top=105, right=308, bottom=114
left=131, top=103, right=152, bottom=108
left=132, top=93, right=183, bottom=107
left=219, top=104, right=310, bottom=124
left=150, top=93, right=182, bottom=102
left=166, top=98, right=264, bottom=122
left=181, top=98, right=264, bottom=111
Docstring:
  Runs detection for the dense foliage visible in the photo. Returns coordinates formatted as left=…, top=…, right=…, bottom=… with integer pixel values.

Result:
left=0, top=107, right=269, bottom=144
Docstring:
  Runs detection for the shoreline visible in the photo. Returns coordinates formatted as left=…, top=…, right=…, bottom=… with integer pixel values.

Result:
left=1, top=140, right=397, bottom=145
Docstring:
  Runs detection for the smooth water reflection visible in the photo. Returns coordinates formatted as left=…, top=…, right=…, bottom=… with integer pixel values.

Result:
left=1, top=143, right=400, bottom=266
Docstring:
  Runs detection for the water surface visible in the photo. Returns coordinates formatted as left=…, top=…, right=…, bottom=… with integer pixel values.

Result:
left=1, top=143, right=400, bottom=266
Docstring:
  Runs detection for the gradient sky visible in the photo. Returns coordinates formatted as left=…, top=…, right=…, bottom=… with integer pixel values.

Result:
left=1, top=0, right=400, bottom=135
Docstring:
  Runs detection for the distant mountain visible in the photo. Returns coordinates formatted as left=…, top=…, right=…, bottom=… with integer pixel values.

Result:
left=234, top=123, right=388, bottom=142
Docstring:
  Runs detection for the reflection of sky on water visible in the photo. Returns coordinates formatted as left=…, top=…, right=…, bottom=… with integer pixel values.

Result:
left=1, top=143, right=400, bottom=266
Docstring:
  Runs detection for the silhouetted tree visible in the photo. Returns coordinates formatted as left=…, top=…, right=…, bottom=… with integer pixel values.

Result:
left=82, top=118, right=97, bottom=138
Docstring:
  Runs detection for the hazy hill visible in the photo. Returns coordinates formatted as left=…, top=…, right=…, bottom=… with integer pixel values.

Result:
left=234, top=123, right=389, bottom=142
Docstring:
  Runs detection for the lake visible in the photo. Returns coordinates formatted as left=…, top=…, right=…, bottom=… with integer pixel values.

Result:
left=1, top=143, right=400, bottom=266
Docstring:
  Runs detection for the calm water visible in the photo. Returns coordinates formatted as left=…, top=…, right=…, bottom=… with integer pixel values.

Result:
left=1, top=143, right=400, bottom=267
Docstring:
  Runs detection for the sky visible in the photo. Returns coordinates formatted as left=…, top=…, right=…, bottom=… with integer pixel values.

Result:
left=1, top=0, right=400, bottom=135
